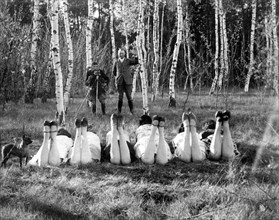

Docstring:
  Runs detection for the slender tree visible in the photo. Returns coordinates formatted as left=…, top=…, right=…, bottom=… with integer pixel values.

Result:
left=62, top=0, right=74, bottom=112
left=169, top=0, right=183, bottom=107
left=122, top=0, right=129, bottom=58
left=109, top=0, right=117, bottom=91
left=151, top=0, right=159, bottom=102
left=183, top=2, right=193, bottom=91
left=271, top=0, right=278, bottom=95
left=25, top=0, right=40, bottom=103
left=86, top=0, right=94, bottom=69
left=136, top=0, right=149, bottom=114
left=244, top=0, right=257, bottom=92
left=209, top=0, right=219, bottom=95
left=52, top=0, right=65, bottom=125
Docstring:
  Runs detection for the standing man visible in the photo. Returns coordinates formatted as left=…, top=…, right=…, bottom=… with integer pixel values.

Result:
left=85, top=62, right=109, bottom=115
left=113, top=48, right=138, bottom=115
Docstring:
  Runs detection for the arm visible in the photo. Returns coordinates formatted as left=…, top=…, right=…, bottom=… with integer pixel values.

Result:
left=101, top=70, right=110, bottom=85
left=113, top=62, right=117, bottom=76
left=128, top=57, right=139, bottom=66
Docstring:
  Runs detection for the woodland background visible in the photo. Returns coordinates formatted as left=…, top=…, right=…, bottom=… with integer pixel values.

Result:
left=0, top=0, right=278, bottom=113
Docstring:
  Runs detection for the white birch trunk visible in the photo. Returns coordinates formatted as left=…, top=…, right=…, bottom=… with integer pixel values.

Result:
left=209, top=0, right=219, bottom=95
left=151, top=0, right=159, bottom=102
left=169, top=0, right=183, bottom=107
left=122, top=0, right=129, bottom=58
left=109, top=0, right=117, bottom=91
left=159, top=0, right=166, bottom=78
left=62, top=0, right=74, bottom=112
left=217, top=0, right=224, bottom=90
left=86, top=0, right=93, bottom=69
left=52, top=0, right=65, bottom=125
left=26, top=0, right=40, bottom=103
left=265, top=16, right=272, bottom=89
left=244, top=0, right=257, bottom=92
left=222, top=10, right=229, bottom=84
left=131, top=66, right=139, bottom=99
left=136, top=0, right=149, bottom=114
left=183, top=3, right=193, bottom=91
left=271, top=0, right=279, bottom=95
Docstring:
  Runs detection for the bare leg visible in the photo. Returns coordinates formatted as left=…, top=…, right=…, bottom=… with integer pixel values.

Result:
left=117, top=115, right=131, bottom=165
left=156, top=117, right=169, bottom=165
left=70, top=119, right=82, bottom=165
left=37, top=121, right=50, bottom=167
left=221, top=111, right=234, bottom=160
left=48, top=121, right=61, bottom=166
left=110, top=114, right=121, bottom=165
left=81, top=118, right=93, bottom=164
left=141, top=116, right=158, bottom=164
left=189, top=112, right=204, bottom=162
left=209, top=111, right=223, bottom=160
left=178, top=113, right=191, bottom=162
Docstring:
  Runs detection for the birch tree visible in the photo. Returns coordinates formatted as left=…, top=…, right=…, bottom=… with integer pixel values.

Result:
left=169, top=0, right=183, bottom=107
left=52, top=0, right=65, bottom=125
left=122, top=0, right=129, bottom=58
left=183, top=2, right=193, bottom=91
left=86, top=0, right=94, bottom=69
left=62, top=0, right=74, bottom=112
left=271, top=0, right=278, bottom=95
left=209, top=0, right=219, bottom=95
left=151, top=0, right=160, bottom=102
left=25, top=0, right=40, bottom=103
left=109, top=0, right=117, bottom=91
left=244, top=0, right=257, bottom=92
left=136, top=0, right=149, bottom=114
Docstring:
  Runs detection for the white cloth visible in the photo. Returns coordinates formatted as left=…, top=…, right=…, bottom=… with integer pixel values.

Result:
left=56, top=135, right=74, bottom=159
left=172, top=132, right=206, bottom=158
left=87, top=132, right=101, bottom=161
left=134, top=124, right=172, bottom=160
left=105, top=130, right=130, bottom=147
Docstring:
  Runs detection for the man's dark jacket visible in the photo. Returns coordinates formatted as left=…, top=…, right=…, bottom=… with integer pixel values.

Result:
left=113, top=57, right=138, bottom=85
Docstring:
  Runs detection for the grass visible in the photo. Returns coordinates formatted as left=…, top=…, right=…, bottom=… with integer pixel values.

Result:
left=0, top=89, right=279, bottom=219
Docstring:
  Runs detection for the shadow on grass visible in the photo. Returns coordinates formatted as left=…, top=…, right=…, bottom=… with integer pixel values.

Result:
left=0, top=194, right=90, bottom=220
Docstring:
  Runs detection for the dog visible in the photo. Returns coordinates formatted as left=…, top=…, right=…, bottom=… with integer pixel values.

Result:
left=1, top=135, right=33, bottom=168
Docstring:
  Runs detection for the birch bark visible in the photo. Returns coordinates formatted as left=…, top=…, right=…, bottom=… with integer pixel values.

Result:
left=169, top=0, right=183, bottom=107
left=52, top=0, right=65, bottom=125
left=62, top=0, right=74, bottom=112
left=25, top=0, right=40, bottom=103
left=271, top=0, right=278, bottom=95
left=136, top=0, right=149, bottom=114
left=86, top=0, right=93, bottom=69
left=244, top=0, right=257, bottom=92
left=209, top=0, right=219, bottom=95
left=151, top=0, right=159, bottom=102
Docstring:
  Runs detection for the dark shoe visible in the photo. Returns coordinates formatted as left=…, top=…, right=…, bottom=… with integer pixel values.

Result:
left=101, top=103, right=106, bottom=115
left=215, top=111, right=223, bottom=122
left=128, top=100, right=134, bottom=114
left=44, top=120, right=51, bottom=127
left=111, top=114, right=118, bottom=127
left=81, top=118, right=88, bottom=127
left=118, top=100, right=123, bottom=114
left=158, top=116, right=165, bottom=127
left=222, top=110, right=231, bottom=121
left=152, top=115, right=160, bottom=126
left=182, top=112, right=189, bottom=123
left=75, top=118, right=81, bottom=128
left=188, top=112, right=197, bottom=126
left=117, top=114, right=124, bottom=128
left=92, top=104, right=96, bottom=114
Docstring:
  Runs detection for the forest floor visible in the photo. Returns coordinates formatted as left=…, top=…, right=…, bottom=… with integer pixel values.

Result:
left=0, top=89, right=279, bottom=219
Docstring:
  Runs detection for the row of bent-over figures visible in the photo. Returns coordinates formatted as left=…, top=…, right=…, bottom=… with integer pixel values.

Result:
left=27, top=110, right=239, bottom=167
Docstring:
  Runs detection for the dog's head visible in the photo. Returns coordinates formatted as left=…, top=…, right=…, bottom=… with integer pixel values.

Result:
left=22, top=135, right=33, bottom=146
left=139, top=114, right=152, bottom=126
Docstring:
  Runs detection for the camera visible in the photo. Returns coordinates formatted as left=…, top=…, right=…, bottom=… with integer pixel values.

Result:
left=94, top=70, right=101, bottom=76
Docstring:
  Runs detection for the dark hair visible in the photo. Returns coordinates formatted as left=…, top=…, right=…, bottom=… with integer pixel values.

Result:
left=139, top=114, right=152, bottom=126
left=92, top=62, right=98, bottom=66
left=57, top=128, right=72, bottom=138
left=202, top=119, right=215, bottom=130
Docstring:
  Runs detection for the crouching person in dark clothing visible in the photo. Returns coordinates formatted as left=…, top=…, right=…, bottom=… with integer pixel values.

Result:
left=85, top=62, right=109, bottom=115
